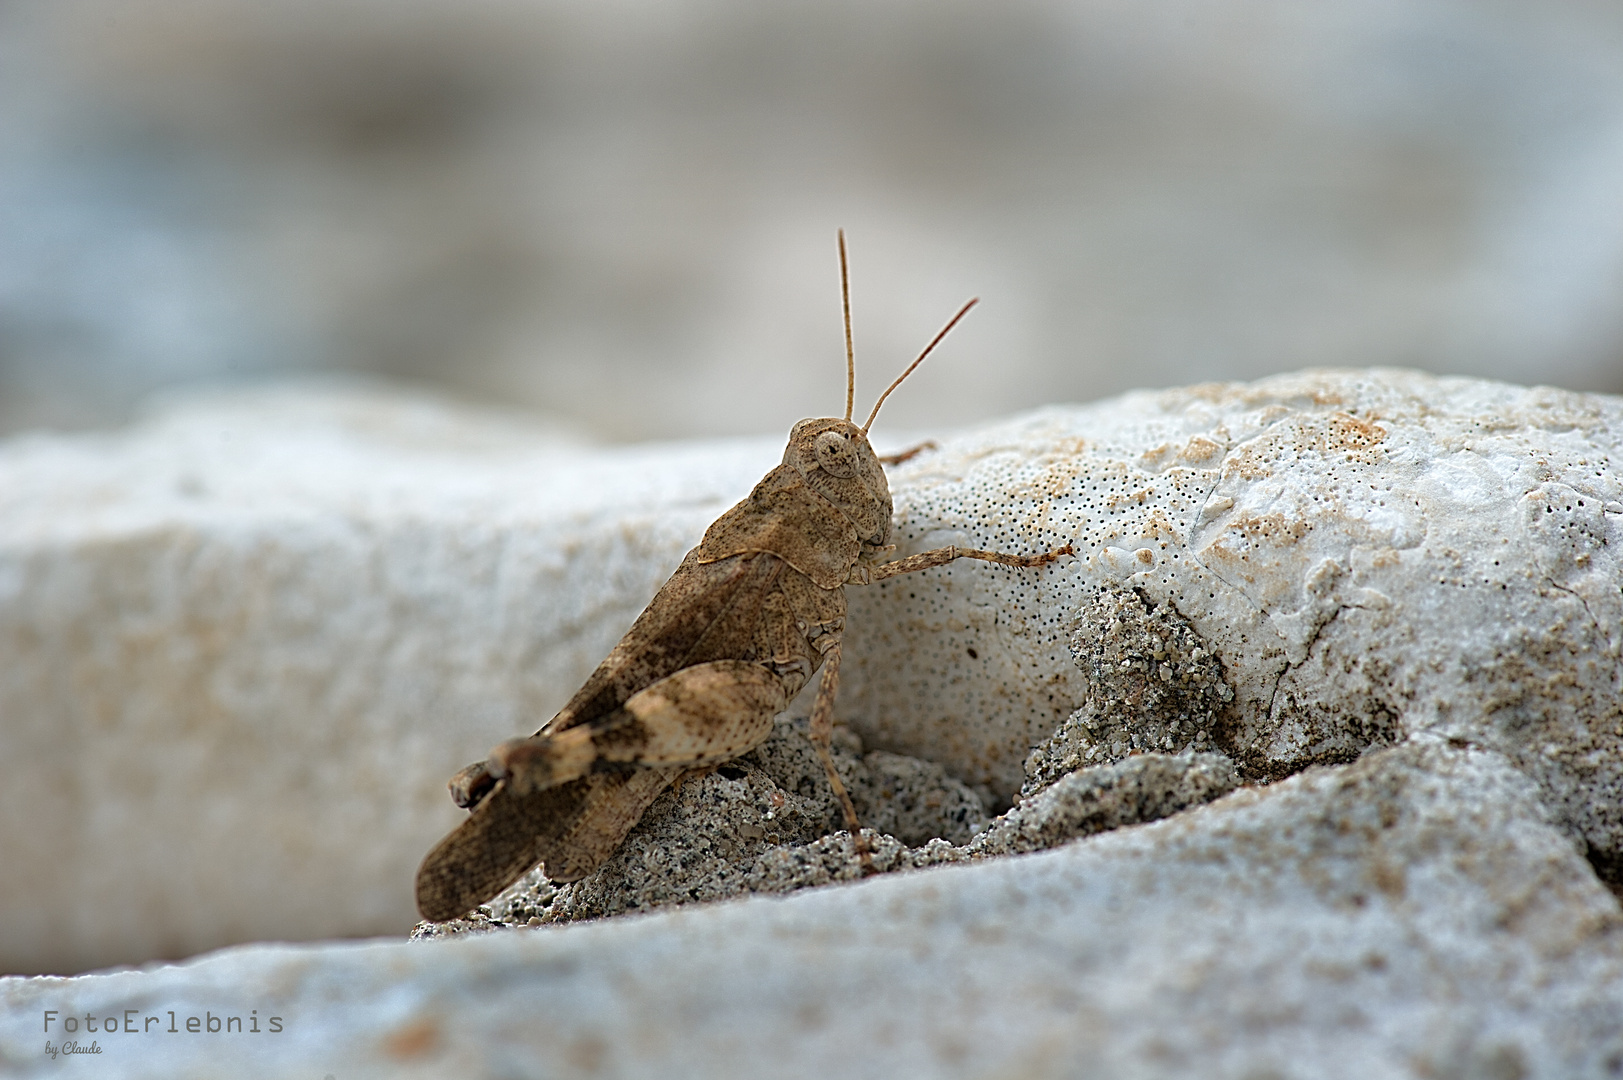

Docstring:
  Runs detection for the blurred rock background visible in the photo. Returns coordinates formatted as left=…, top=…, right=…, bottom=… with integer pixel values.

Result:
left=2, top=0, right=1622, bottom=441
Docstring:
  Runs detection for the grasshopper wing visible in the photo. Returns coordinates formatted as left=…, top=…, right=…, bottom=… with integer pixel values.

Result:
left=415, top=769, right=678, bottom=922
left=415, top=550, right=817, bottom=920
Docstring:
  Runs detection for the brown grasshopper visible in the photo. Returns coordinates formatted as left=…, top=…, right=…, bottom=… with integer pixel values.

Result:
left=415, top=233, right=1073, bottom=922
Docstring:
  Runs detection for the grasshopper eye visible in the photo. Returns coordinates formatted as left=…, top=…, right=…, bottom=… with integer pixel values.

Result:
left=815, top=430, right=857, bottom=478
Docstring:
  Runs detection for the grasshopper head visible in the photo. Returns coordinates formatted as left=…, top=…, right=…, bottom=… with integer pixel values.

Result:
left=783, top=417, right=892, bottom=549
left=787, top=230, right=974, bottom=554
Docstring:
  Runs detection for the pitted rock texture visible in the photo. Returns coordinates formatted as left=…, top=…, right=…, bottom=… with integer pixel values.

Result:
left=962, top=751, right=1240, bottom=860
left=1021, top=584, right=1237, bottom=796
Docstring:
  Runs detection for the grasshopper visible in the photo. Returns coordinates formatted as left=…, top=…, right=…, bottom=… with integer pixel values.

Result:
left=415, top=233, right=1073, bottom=922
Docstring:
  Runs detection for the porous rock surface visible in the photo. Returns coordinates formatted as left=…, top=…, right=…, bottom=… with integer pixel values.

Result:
left=5, top=369, right=1623, bottom=988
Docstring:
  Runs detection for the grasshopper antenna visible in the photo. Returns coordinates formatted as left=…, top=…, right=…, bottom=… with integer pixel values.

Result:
left=862, top=297, right=979, bottom=434
left=839, top=229, right=855, bottom=423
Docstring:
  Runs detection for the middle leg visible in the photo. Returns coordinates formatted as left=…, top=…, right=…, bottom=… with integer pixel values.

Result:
left=808, top=638, right=875, bottom=875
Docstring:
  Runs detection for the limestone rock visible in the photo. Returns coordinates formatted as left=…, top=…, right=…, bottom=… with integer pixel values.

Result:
left=1020, top=585, right=1237, bottom=794
left=961, top=751, right=1240, bottom=860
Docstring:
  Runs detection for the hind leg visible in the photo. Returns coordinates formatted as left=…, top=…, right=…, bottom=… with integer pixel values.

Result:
left=487, top=660, right=790, bottom=796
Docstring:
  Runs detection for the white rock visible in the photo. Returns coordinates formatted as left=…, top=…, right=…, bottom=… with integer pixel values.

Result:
left=2, top=741, right=1618, bottom=1078
left=5, top=370, right=1623, bottom=978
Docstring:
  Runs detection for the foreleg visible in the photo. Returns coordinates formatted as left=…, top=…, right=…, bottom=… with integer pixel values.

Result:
left=807, top=639, right=875, bottom=875
left=876, top=440, right=938, bottom=467
left=871, top=542, right=1073, bottom=581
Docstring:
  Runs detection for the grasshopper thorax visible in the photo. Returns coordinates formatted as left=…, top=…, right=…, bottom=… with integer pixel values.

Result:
left=783, top=417, right=892, bottom=549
